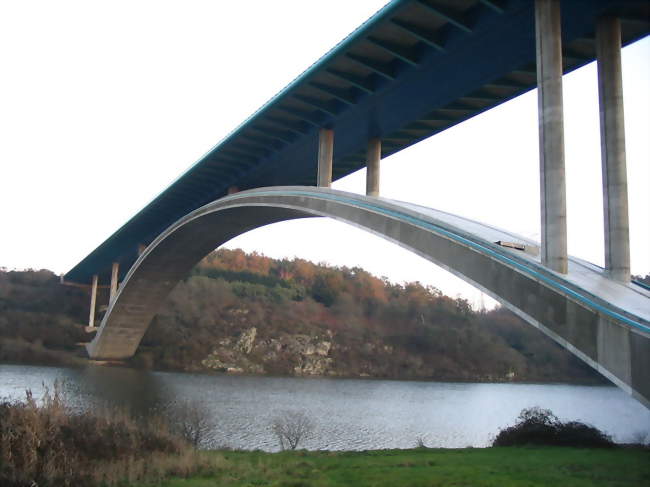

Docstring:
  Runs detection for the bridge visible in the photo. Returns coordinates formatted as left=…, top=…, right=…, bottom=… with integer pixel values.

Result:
left=63, top=0, right=650, bottom=407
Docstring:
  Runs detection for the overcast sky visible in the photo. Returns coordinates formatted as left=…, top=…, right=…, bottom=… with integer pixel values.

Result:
left=1, top=1, right=648, bottom=308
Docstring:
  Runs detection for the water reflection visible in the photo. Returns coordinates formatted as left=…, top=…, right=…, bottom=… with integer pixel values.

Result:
left=72, top=366, right=167, bottom=413
left=1, top=363, right=648, bottom=451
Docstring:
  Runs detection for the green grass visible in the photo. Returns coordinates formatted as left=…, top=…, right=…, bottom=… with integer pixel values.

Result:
left=140, top=446, right=650, bottom=487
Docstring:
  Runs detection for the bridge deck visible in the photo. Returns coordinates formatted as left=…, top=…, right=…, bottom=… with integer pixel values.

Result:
left=394, top=198, right=650, bottom=326
left=64, top=0, right=650, bottom=285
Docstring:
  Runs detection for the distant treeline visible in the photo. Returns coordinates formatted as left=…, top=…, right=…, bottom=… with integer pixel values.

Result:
left=0, top=251, right=631, bottom=384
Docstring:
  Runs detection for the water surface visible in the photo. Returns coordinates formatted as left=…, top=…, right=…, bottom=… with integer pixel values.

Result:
left=1, top=364, right=647, bottom=450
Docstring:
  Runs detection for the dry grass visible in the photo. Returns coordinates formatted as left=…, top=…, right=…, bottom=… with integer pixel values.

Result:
left=0, top=381, right=222, bottom=486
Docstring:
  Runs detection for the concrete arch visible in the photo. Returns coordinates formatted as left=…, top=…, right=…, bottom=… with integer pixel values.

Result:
left=87, top=187, right=650, bottom=407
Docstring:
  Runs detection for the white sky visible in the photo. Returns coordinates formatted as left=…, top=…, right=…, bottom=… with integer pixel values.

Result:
left=1, top=1, right=648, bottom=309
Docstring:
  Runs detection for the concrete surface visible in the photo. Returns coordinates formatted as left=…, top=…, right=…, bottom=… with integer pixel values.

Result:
left=86, top=187, right=650, bottom=408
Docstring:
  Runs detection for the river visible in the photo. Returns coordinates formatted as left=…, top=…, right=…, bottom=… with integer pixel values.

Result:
left=1, top=364, right=648, bottom=450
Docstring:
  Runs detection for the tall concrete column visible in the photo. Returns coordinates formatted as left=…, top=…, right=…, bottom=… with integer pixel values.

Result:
left=317, top=128, right=334, bottom=188
left=110, top=262, right=119, bottom=302
left=597, top=16, right=630, bottom=282
left=88, top=274, right=98, bottom=328
left=535, top=0, right=567, bottom=274
left=366, top=138, right=381, bottom=197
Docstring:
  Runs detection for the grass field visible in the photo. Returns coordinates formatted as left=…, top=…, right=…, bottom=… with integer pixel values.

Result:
left=147, top=446, right=650, bottom=487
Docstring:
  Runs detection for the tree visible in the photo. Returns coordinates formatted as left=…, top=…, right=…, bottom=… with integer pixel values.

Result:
left=270, top=410, right=315, bottom=450
left=166, top=399, right=214, bottom=448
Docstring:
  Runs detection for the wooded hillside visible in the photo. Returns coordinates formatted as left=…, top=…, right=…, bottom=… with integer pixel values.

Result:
left=0, top=249, right=611, bottom=384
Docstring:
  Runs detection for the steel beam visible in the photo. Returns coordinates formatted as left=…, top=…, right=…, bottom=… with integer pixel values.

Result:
left=325, top=68, right=376, bottom=93
left=345, top=53, right=396, bottom=80
left=367, top=36, right=420, bottom=66
left=309, top=82, right=358, bottom=105
left=416, top=0, right=473, bottom=33
left=293, top=94, right=341, bottom=117
left=390, top=18, right=446, bottom=52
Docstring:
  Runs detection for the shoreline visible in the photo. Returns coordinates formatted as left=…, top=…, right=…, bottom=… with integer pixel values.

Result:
left=0, top=358, right=610, bottom=387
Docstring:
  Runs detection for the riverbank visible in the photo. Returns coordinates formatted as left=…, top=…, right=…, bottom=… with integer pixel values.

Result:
left=2, top=367, right=647, bottom=486
left=0, top=344, right=608, bottom=387
left=0, top=334, right=607, bottom=386
left=143, top=447, right=650, bottom=487
left=4, top=363, right=646, bottom=452
left=0, top=262, right=607, bottom=385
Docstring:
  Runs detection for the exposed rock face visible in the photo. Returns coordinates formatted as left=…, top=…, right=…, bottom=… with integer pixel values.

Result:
left=294, top=355, right=333, bottom=376
left=236, top=327, right=257, bottom=354
left=201, top=325, right=336, bottom=376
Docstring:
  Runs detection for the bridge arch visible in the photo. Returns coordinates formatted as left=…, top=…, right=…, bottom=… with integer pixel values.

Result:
left=88, top=187, right=650, bottom=407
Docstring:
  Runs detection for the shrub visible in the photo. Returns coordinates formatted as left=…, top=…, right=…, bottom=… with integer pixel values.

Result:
left=630, top=430, right=650, bottom=446
left=0, top=382, right=216, bottom=486
left=492, top=406, right=614, bottom=448
left=165, top=399, right=215, bottom=448
left=271, top=410, right=315, bottom=450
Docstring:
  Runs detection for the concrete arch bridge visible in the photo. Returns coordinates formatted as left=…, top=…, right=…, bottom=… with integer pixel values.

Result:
left=64, top=0, right=650, bottom=407
left=86, top=187, right=650, bottom=407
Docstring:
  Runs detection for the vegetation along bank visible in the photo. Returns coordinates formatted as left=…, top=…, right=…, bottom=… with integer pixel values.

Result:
left=2, top=249, right=636, bottom=384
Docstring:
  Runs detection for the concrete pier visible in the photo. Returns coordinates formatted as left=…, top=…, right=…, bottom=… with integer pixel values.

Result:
left=317, top=128, right=334, bottom=188
left=110, top=262, right=119, bottom=302
left=366, top=138, right=381, bottom=197
left=535, top=0, right=567, bottom=274
left=597, top=16, right=630, bottom=283
left=88, top=274, right=98, bottom=328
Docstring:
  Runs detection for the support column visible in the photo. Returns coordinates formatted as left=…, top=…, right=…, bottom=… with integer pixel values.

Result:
left=88, top=274, right=98, bottom=328
left=317, top=128, right=334, bottom=188
left=366, top=138, right=381, bottom=197
left=535, top=0, right=567, bottom=273
left=597, top=16, right=630, bottom=283
left=110, top=262, right=119, bottom=302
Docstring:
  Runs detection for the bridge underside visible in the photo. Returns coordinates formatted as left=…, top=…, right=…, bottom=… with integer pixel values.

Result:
left=87, top=187, right=650, bottom=408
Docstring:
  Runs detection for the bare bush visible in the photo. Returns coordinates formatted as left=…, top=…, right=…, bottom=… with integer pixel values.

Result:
left=630, top=430, right=649, bottom=446
left=270, top=410, right=315, bottom=450
left=165, top=399, right=215, bottom=448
